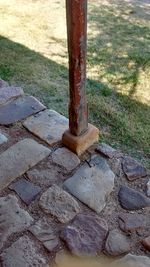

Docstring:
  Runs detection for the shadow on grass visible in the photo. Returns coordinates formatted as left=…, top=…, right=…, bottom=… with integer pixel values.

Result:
left=0, top=33, right=149, bottom=164
left=87, top=1, right=150, bottom=97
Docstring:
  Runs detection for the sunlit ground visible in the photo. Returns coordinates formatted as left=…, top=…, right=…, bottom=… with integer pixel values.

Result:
left=0, top=0, right=149, bottom=167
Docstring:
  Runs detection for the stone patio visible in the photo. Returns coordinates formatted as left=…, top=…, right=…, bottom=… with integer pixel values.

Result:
left=0, top=78, right=150, bottom=266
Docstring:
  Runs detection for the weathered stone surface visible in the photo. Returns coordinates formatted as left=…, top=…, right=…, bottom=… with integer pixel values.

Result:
left=9, top=178, right=41, bottom=205
left=118, top=186, right=150, bottom=210
left=110, top=253, right=150, bottom=267
left=0, top=138, right=51, bottom=192
left=27, top=167, right=61, bottom=187
left=96, top=143, right=121, bottom=158
left=0, top=96, right=46, bottom=125
left=29, top=219, right=59, bottom=252
left=52, top=147, right=80, bottom=171
left=118, top=213, right=147, bottom=233
left=1, top=235, right=48, bottom=267
left=122, top=156, right=147, bottom=181
left=60, top=214, right=108, bottom=256
left=0, top=132, right=8, bottom=145
left=142, top=236, right=150, bottom=251
left=0, top=86, right=24, bottom=106
left=105, top=229, right=131, bottom=256
left=63, top=156, right=115, bottom=213
left=146, top=180, right=150, bottom=197
left=0, top=195, right=33, bottom=249
left=39, top=184, right=80, bottom=223
left=23, top=109, right=68, bottom=145
left=0, top=78, right=8, bottom=88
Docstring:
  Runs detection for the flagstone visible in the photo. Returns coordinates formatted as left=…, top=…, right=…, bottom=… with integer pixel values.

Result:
left=0, top=138, right=51, bottom=192
left=1, top=235, right=48, bottom=267
left=0, top=86, right=24, bottom=106
left=52, top=147, right=80, bottom=171
left=0, top=78, right=8, bottom=88
left=23, top=109, right=68, bottom=145
left=0, top=96, right=46, bottom=125
left=0, top=195, right=33, bottom=250
left=39, top=184, right=80, bottom=223
left=63, top=156, right=115, bottom=213
left=29, top=219, right=59, bottom=252
left=9, top=178, right=41, bottom=205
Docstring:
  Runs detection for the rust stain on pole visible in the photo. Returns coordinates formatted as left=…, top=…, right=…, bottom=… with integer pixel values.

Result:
left=66, top=0, right=88, bottom=136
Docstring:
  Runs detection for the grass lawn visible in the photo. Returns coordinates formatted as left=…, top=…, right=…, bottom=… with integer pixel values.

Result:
left=0, top=0, right=149, bottom=167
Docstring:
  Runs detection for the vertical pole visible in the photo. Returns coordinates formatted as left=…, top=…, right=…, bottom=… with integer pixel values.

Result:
left=66, top=0, right=88, bottom=136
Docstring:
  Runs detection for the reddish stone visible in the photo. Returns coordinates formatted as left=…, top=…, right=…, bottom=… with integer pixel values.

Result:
left=118, top=186, right=150, bottom=210
left=142, top=236, right=150, bottom=251
left=60, top=214, right=108, bottom=256
left=122, top=156, right=147, bottom=181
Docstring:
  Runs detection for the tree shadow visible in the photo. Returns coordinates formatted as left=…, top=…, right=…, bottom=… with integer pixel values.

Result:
left=87, top=0, right=150, bottom=98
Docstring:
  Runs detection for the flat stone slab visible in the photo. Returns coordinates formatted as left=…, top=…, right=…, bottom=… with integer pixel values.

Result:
left=9, top=178, right=41, bottom=205
left=39, top=184, right=80, bottom=223
left=118, top=186, right=150, bottom=210
left=29, top=219, right=59, bottom=252
left=27, top=166, right=62, bottom=187
left=0, top=132, right=8, bottom=145
left=0, top=78, right=8, bottom=88
left=0, top=96, right=46, bottom=125
left=0, top=86, right=24, bottom=106
left=105, top=229, right=131, bottom=256
left=52, top=147, right=80, bottom=171
left=96, top=143, right=122, bottom=158
left=63, top=156, right=115, bottom=213
left=23, top=109, right=69, bottom=145
left=60, top=214, right=108, bottom=256
left=110, top=253, right=150, bottom=267
left=118, top=213, right=147, bottom=233
left=1, top=235, right=48, bottom=267
left=0, top=195, right=33, bottom=249
left=0, top=138, right=51, bottom=192
left=122, top=156, right=147, bottom=181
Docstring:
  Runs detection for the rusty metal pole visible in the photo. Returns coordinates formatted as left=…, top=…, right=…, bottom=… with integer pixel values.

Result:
left=62, top=0, right=99, bottom=155
left=66, top=0, right=88, bottom=136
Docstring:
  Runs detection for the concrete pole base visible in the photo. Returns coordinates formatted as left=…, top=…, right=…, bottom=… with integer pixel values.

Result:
left=62, top=123, right=99, bottom=156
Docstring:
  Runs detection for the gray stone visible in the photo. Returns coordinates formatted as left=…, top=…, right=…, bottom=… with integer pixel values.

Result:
left=63, top=156, right=115, bottom=213
left=118, top=186, right=150, bottom=210
left=60, top=214, right=108, bottom=256
left=118, top=213, right=147, bottom=233
left=96, top=143, right=121, bottom=158
left=9, top=178, right=41, bottom=205
left=0, top=78, right=8, bottom=88
left=52, top=147, right=80, bottom=171
left=0, top=86, right=24, bottom=106
left=39, top=184, right=80, bottom=223
left=105, top=229, right=130, bottom=256
left=1, top=235, right=48, bottom=267
left=0, top=132, right=8, bottom=145
left=27, top=167, right=62, bottom=187
left=0, top=138, right=51, bottom=192
left=23, top=109, right=68, bottom=145
left=0, top=195, right=33, bottom=249
left=29, top=219, right=59, bottom=252
left=0, top=96, right=46, bottom=125
left=146, top=180, right=150, bottom=197
left=110, top=253, right=150, bottom=267
left=122, top=156, right=147, bottom=181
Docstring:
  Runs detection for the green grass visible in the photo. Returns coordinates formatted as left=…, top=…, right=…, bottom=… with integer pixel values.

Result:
left=0, top=0, right=149, bottom=167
